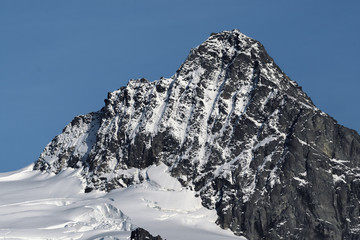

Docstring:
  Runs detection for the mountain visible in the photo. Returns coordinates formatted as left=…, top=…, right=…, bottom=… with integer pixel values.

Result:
left=3, top=29, right=360, bottom=239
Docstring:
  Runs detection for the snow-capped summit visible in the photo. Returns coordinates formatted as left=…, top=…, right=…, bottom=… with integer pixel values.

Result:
left=32, top=30, right=360, bottom=239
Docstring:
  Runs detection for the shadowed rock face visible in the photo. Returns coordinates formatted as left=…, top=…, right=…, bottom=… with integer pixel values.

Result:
left=34, top=30, right=360, bottom=240
left=130, top=228, right=163, bottom=240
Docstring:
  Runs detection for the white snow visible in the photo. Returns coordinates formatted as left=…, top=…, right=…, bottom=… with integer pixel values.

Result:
left=0, top=164, right=246, bottom=240
left=40, top=113, right=100, bottom=169
left=297, top=137, right=309, bottom=146
left=330, top=158, right=350, bottom=165
left=332, top=174, right=346, bottom=184
left=254, top=135, right=277, bottom=150
left=293, top=177, right=309, bottom=186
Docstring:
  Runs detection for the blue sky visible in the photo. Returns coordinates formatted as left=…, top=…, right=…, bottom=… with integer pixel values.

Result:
left=1, top=0, right=359, bottom=172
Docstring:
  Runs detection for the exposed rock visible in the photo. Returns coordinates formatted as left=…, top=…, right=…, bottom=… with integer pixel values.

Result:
left=130, top=228, right=163, bottom=240
left=34, top=30, right=360, bottom=239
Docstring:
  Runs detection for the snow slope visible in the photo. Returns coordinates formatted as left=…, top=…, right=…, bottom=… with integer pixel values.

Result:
left=0, top=164, right=245, bottom=239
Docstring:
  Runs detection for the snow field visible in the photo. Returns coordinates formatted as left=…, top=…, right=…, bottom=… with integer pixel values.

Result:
left=0, top=164, right=245, bottom=240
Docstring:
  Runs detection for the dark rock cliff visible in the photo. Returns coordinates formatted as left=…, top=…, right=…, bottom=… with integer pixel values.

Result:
left=130, top=228, right=163, bottom=240
left=34, top=30, right=360, bottom=239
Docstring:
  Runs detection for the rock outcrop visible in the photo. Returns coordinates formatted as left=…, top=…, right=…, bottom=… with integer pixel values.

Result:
left=130, top=228, right=163, bottom=240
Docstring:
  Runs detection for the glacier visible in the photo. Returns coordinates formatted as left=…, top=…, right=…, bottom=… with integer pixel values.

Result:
left=0, top=164, right=244, bottom=239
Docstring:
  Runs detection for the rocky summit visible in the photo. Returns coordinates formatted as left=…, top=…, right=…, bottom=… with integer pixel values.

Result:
left=34, top=30, right=360, bottom=239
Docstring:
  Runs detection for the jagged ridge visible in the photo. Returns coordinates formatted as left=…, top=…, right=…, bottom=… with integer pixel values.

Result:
left=34, top=30, right=360, bottom=240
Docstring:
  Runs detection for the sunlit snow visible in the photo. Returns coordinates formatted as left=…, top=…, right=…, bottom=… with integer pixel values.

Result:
left=0, top=164, right=245, bottom=240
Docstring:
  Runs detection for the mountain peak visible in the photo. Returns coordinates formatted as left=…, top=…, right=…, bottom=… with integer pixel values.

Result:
left=34, top=31, right=360, bottom=239
left=206, top=29, right=255, bottom=47
left=177, top=29, right=261, bottom=77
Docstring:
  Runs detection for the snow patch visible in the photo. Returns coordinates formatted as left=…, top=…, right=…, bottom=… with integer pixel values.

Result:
left=330, top=158, right=350, bottom=165
left=332, top=174, right=346, bottom=184
left=293, top=177, right=309, bottom=186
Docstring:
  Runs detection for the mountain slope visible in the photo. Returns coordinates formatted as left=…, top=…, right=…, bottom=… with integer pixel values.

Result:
left=33, top=30, right=360, bottom=239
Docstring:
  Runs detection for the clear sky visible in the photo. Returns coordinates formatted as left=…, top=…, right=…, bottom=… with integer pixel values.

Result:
left=1, top=0, right=359, bottom=172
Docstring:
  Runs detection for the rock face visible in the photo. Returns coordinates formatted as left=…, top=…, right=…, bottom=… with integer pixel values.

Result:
left=130, top=228, right=163, bottom=240
left=34, top=30, right=360, bottom=239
